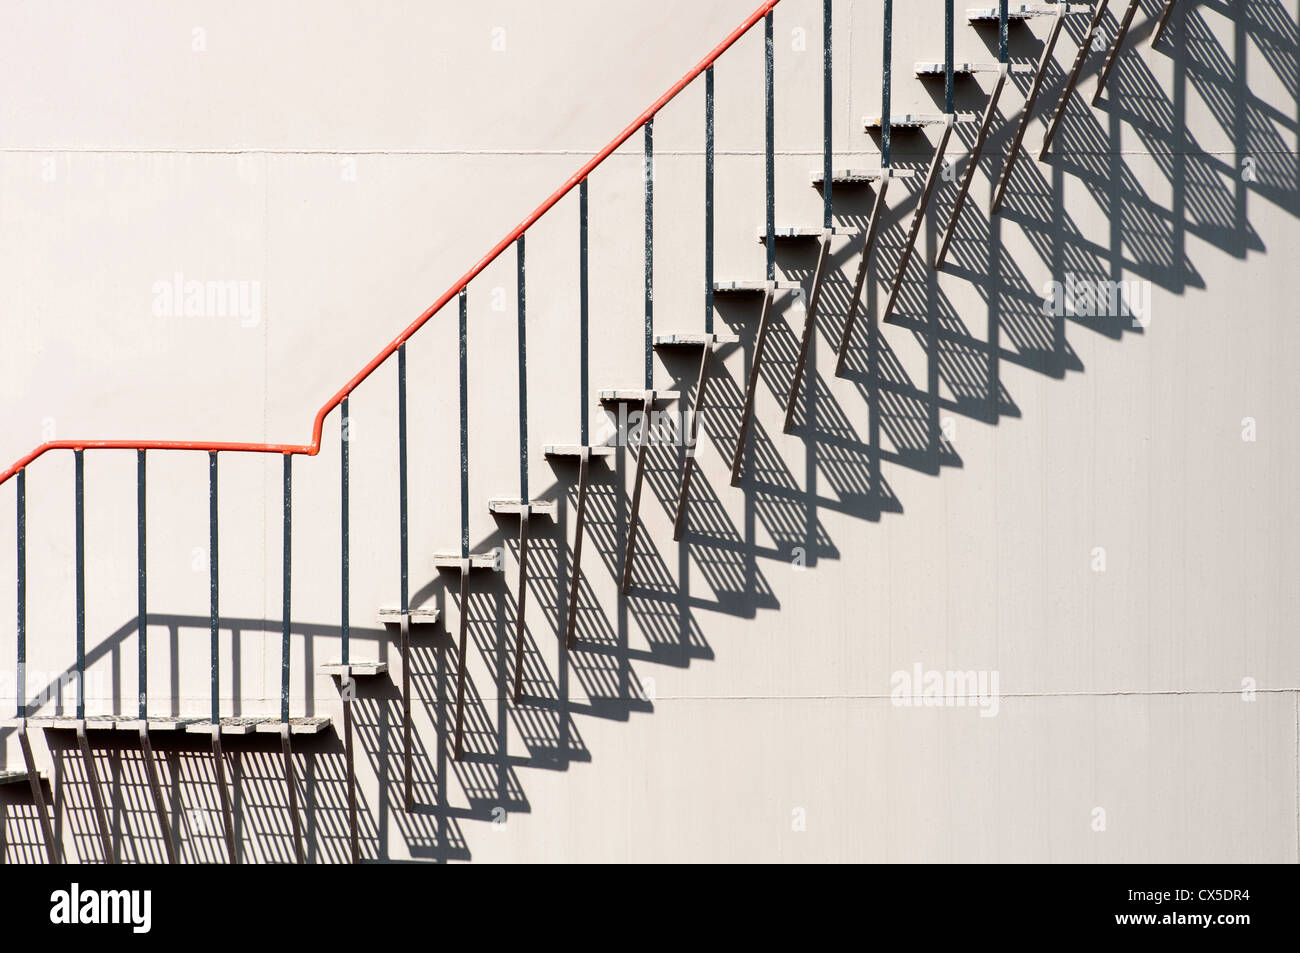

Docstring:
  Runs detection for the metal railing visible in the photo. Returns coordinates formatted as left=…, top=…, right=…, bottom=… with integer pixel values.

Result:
left=1, top=0, right=788, bottom=732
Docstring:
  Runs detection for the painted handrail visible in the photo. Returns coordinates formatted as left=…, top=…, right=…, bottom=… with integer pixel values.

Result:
left=0, top=0, right=782, bottom=487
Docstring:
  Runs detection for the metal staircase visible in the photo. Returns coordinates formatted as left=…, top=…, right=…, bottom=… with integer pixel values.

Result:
left=0, top=0, right=1186, bottom=863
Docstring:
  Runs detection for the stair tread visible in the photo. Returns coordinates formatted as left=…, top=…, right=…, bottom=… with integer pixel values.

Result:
left=914, top=61, right=1034, bottom=76
left=376, top=606, right=439, bottom=624
left=320, top=660, right=389, bottom=677
left=914, top=61, right=1003, bottom=75
left=24, top=714, right=113, bottom=730
left=967, top=3, right=1092, bottom=20
left=864, top=113, right=977, bottom=129
left=712, top=280, right=804, bottom=293
left=756, top=225, right=841, bottom=242
left=597, top=389, right=681, bottom=403
left=0, top=768, right=38, bottom=785
left=653, top=332, right=740, bottom=347
left=139, top=716, right=198, bottom=731
left=102, top=716, right=200, bottom=731
left=433, top=552, right=499, bottom=570
left=544, top=444, right=617, bottom=459
left=810, top=167, right=917, bottom=185
left=488, top=499, right=559, bottom=516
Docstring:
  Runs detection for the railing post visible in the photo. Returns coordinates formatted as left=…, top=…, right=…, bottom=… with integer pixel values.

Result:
left=17, top=471, right=56, bottom=864
left=882, top=0, right=893, bottom=168
left=765, top=11, right=775, bottom=278
left=282, top=453, right=292, bottom=723
left=398, top=343, right=408, bottom=616
left=459, top=289, right=470, bottom=559
left=341, top=396, right=350, bottom=665
left=75, top=448, right=85, bottom=719
left=137, top=450, right=147, bottom=719
left=1000, top=0, right=1009, bottom=63
left=579, top=179, right=590, bottom=444
left=208, top=450, right=218, bottom=725
left=397, top=341, right=412, bottom=811
left=823, top=0, right=832, bottom=228
left=517, top=236, right=529, bottom=498
left=705, top=66, right=715, bottom=333
left=945, top=0, right=955, bottom=114
left=644, top=119, right=654, bottom=388
left=16, top=469, right=24, bottom=719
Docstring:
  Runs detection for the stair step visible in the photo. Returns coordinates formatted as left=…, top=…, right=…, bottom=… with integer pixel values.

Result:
left=433, top=553, right=499, bottom=570
left=320, top=661, right=388, bottom=677
left=864, top=113, right=977, bottom=130
left=544, top=444, right=617, bottom=459
left=712, top=280, right=804, bottom=294
left=184, top=717, right=265, bottom=736
left=914, top=61, right=1002, bottom=75
left=488, top=499, right=559, bottom=517
left=185, top=716, right=331, bottom=736
left=756, top=225, right=841, bottom=243
left=915, top=62, right=1036, bottom=77
left=810, top=168, right=917, bottom=186
left=967, top=3, right=1092, bottom=21
left=137, top=716, right=196, bottom=732
left=52, top=716, right=200, bottom=732
left=375, top=606, right=440, bottom=625
left=25, top=715, right=111, bottom=730
left=263, top=717, right=331, bottom=735
left=598, top=389, right=680, bottom=403
left=653, top=332, right=740, bottom=348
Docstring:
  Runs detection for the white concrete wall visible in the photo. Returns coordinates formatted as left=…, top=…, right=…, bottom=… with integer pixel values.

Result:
left=1, top=0, right=1297, bottom=862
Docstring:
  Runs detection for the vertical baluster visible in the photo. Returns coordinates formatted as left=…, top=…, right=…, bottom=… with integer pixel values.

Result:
left=137, top=450, right=147, bottom=719
left=208, top=449, right=234, bottom=860
left=397, top=341, right=412, bottom=810
left=209, top=450, right=218, bottom=725
left=945, top=0, right=955, bottom=114
left=341, top=397, right=350, bottom=665
left=517, top=236, right=528, bottom=498
left=823, top=0, right=832, bottom=228
left=72, top=453, right=112, bottom=862
left=399, top=344, right=408, bottom=614
left=75, top=448, right=85, bottom=718
left=15, top=521, right=56, bottom=860
left=579, top=179, right=590, bottom=444
left=882, top=0, right=893, bottom=168
left=459, top=289, right=470, bottom=558
left=644, top=119, right=654, bottom=388
left=453, top=289, right=472, bottom=753
left=16, top=469, right=24, bottom=719
left=765, top=11, right=775, bottom=279
left=282, top=453, right=291, bottom=723
left=339, top=394, right=355, bottom=860
left=705, top=66, right=715, bottom=334
left=1000, top=0, right=1009, bottom=63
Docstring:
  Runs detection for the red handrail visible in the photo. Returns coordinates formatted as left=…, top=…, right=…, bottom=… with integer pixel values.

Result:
left=0, top=0, right=782, bottom=487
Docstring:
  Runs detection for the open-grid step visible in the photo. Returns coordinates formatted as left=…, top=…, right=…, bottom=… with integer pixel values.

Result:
left=864, top=112, right=976, bottom=130
left=967, top=3, right=1093, bottom=21
left=757, top=225, right=844, bottom=243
